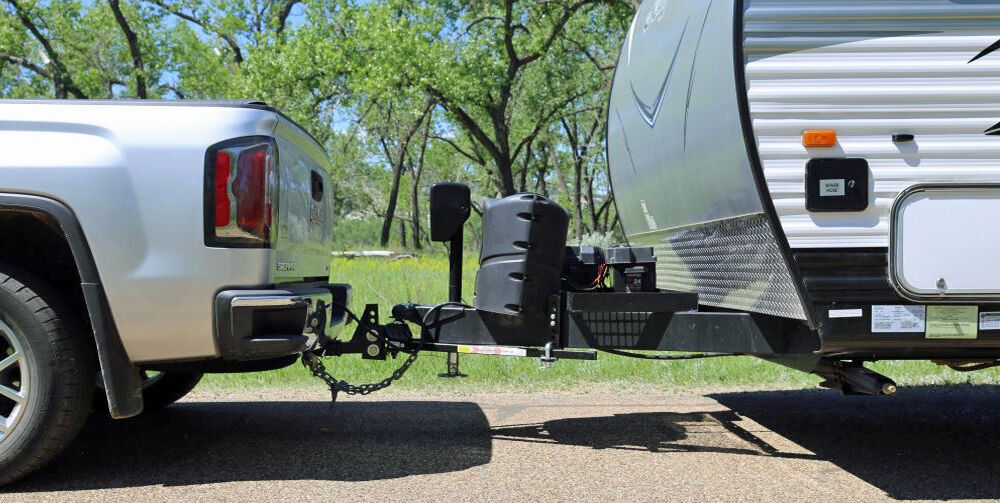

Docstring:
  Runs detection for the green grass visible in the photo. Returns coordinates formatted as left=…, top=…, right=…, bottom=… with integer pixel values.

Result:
left=200, top=256, right=1000, bottom=393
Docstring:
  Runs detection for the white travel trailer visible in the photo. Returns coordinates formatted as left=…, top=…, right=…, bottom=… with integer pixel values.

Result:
left=606, top=0, right=1000, bottom=380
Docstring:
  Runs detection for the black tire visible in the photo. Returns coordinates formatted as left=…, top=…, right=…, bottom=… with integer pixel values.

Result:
left=140, top=370, right=203, bottom=412
left=0, top=266, right=94, bottom=486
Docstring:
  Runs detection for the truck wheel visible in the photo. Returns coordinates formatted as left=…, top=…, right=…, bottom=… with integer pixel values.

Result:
left=139, top=370, right=203, bottom=411
left=0, top=266, right=94, bottom=486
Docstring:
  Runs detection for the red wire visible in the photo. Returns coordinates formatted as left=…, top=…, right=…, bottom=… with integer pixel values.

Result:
left=589, top=263, right=607, bottom=287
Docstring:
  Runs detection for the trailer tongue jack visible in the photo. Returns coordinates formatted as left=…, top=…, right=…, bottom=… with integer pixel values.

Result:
left=429, top=183, right=470, bottom=378
left=302, top=183, right=911, bottom=401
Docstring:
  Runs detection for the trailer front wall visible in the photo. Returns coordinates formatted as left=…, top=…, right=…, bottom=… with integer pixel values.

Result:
left=608, top=0, right=808, bottom=320
left=743, top=0, right=1000, bottom=248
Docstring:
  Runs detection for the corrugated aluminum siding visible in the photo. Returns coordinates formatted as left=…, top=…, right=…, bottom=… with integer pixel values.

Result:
left=743, top=0, right=1000, bottom=248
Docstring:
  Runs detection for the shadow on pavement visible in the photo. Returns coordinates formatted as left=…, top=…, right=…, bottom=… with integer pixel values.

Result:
left=711, top=384, right=1000, bottom=501
left=491, top=411, right=816, bottom=459
left=12, top=384, right=1000, bottom=499
left=10, top=400, right=492, bottom=492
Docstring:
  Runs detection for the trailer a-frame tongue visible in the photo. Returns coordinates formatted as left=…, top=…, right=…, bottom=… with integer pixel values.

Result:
left=302, top=183, right=897, bottom=400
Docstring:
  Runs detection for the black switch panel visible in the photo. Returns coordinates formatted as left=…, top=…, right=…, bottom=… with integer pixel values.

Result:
left=805, top=158, right=870, bottom=212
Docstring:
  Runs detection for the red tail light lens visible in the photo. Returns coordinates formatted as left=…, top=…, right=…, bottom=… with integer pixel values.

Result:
left=206, top=137, right=276, bottom=247
left=233, top=145, right=270, bottom=237
left=214, top=152, right=231, bottom=227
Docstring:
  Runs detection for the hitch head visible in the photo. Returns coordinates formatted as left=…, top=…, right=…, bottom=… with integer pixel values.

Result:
left=310, top=304, right=390, bottom=360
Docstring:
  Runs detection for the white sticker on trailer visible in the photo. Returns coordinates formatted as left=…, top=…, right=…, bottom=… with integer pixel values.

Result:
left=871, top=305, right=926, bottom=333
left=829, top=308, right=863, bottom=319
left=456, top=345, right=528, bottom=357
left=980, top=312, right=1000, bottom=330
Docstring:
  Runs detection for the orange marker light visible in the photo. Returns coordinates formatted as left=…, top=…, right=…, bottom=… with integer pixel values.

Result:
left=802, top=130, right=837, bottom=147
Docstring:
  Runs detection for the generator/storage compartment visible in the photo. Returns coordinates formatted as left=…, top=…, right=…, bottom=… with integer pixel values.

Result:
left=474, top=193, right=569, bottom=316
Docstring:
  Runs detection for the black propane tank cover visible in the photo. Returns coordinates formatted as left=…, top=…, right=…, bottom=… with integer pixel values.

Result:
left=474, top=193, right=569, bottom=316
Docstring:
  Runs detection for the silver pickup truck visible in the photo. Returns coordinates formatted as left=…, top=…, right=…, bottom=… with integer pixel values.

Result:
left=0, top=100, right=345, bottom=484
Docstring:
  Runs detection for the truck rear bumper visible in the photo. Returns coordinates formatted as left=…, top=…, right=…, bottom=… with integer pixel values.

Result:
left=214, top=283, right=349, bottom=361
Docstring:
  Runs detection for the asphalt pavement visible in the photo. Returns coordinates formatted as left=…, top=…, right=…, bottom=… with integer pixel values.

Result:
left=6, top=385, right=1000, bottom=502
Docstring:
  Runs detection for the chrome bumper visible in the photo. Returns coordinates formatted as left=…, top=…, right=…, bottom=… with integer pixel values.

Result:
left=214, top=283, right=349, bottom=361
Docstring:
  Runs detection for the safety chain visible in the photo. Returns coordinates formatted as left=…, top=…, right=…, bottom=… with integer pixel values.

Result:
left=302, top=347, right=419, bottom=402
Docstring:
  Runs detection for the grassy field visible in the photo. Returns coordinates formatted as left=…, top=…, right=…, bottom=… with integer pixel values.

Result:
left=200, top=256, right=1000, bottom=393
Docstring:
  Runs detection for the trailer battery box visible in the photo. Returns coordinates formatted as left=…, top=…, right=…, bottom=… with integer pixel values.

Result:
left=605, top=247, right=656, bottom=292
left=474, top=193, right=569, bottom=316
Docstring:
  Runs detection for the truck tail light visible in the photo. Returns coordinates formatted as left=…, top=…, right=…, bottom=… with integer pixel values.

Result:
left=214, top=152, right=231, bottom=227
left=205, top=137, right=277, bottom=247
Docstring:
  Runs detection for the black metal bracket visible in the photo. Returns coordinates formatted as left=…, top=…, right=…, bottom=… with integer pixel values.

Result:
left=565, top=291, right=697, bottom=313
left=313, top=303, right=390, bottom=360
left=391, top=288, right=791, bottom=356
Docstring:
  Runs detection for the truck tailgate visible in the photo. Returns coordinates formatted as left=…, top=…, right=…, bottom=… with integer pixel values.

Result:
left=272, top=116, right=334, bottom=281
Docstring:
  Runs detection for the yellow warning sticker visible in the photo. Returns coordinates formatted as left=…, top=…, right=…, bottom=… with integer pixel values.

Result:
left=926, top=305, right=978, bottom=339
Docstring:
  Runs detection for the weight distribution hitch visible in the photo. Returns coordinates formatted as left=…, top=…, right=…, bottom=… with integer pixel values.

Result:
left=300, top=302, right=599, bottom=404
left=299, top=184, right=756, bottom=404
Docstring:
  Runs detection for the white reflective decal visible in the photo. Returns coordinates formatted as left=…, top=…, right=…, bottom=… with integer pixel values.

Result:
left=829, top=308, right=862, bottom=319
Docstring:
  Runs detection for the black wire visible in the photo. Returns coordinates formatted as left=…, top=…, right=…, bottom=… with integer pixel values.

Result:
left=595, top=347, right=742, bottom=360
left=421, top=301, right=473, bottom=328
left=421, top=301, right=473, bottom=341
left=947, top=361, right=1000, bottom=372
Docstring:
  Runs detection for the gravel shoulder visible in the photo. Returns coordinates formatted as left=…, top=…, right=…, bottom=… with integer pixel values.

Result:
left=6, top=385, right=1000, bottom=502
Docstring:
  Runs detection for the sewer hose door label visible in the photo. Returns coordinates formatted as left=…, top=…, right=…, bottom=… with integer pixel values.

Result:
left=820, top=179, right=845, bottom=197
left=871, top=305, right=925, bottom=333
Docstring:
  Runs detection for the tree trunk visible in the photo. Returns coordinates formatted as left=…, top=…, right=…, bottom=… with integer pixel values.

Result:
left=379, top=163, right=404, bottom=246
left=409, top=114, right=431, bottom=250
left=410, top=172, right=422, bottom=250
left=377, top=100, right=434, bottom=247
left=573, top=160, right=585, bottom=239
left=551, top=146, right=571, bottom=199
left=518, top=142, right=532, bottom=193
left=608, top=212, right=620, bottom=235
left=586, top=170, right=600, bottom=232
left=534, top=148, right=549, bottom=196
left=108, top=0, right=147, bottom=98
left=496, top=155, right=517, bottom=196
left=602, top=196, right=614, bottom=232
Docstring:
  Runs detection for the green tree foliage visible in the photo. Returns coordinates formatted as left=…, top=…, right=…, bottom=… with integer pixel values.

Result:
left=0, top=0, right=634, bottom=250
